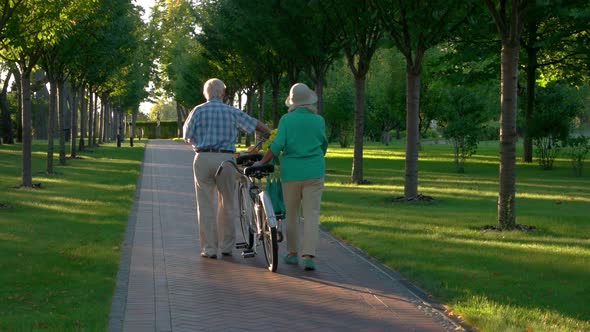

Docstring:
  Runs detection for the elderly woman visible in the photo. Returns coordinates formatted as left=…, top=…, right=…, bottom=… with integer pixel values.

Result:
left=255, top=83, right=328, bottom=271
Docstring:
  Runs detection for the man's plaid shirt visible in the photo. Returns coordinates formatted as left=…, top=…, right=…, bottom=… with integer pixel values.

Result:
left=183, top=98, right=257, bottom=152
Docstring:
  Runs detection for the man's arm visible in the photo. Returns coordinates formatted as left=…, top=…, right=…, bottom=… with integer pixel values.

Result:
left=182, top=108, right=196, bottom=143
left=255, top=120, right=271, bottom=136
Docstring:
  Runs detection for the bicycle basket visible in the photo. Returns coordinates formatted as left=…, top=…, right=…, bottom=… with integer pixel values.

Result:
left=266, top=177, right=285, bottom=215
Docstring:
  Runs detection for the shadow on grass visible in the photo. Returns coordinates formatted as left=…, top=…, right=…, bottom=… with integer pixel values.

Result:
left=321, top=220, right=590, bottom=323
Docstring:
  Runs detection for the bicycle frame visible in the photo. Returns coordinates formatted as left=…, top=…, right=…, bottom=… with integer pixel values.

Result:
left=216, top=155, right=279, bottom=272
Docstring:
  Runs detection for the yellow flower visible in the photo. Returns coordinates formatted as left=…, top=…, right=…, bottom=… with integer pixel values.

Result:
left=262, top=129, right=277, bottom=152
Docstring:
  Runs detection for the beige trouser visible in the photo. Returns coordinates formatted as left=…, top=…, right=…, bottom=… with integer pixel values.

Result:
left=193, top=152, right=237, bottom=255
left=282, top=178, right=324, bottom=257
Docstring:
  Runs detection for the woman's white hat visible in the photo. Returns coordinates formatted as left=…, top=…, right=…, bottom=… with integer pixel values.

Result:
left=285, top=83, right=318, bottom=108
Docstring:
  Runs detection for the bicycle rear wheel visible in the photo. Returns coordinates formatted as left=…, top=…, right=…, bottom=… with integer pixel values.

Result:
left=260, top=204, right=278, bottom=272
left=238, top=182, right=254, bottom=249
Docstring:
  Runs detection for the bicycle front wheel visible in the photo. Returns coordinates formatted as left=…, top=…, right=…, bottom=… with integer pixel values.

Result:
left=238, top=182, right=254, bottom=249
left=259, top=201, right=278, bottom=272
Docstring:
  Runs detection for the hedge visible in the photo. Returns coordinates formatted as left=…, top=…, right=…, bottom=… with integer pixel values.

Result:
left=134, top=121, right=180, bottom=139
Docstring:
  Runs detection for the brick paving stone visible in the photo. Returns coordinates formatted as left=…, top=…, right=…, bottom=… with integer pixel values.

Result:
left=109, top=139, right=470, bottom=332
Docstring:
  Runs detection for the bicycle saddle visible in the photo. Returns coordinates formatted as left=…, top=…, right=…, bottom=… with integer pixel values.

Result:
left=236, top=153, right=263, bottom=165
left=244, top=164, right=274, bottom=177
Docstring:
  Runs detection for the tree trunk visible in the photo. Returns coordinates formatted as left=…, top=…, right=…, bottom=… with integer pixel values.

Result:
left=93, top=92, right=98, bottom=146
left=88, top=90, right=94, bottom=147
left=484, top=0, right=526, bottom=229
left=13, top=68, right=23, bottom=143
left=271, top=79, right=280, bottom=128
left=105, top=99, right=110, bottom=142
left=78, top=85, right=86, bottom=151
left=0, top=70, right=14, bottom=144
left=116, top=107, right=122, bottom=147
left=47, top=80, right=56, bottom=174
left=497, top=43, right=520, bottom=229
left=111, top=103, right=116, bottom=142
left=176, top=101, right=183, bottom=138
left=108, top=100, right=112, bottom=142
left=20, top=68, right=33, bottom=187
left=522, top=43, right=537, bottom=163
left=404, top=67, right=421, bottom=198
left=253, top=84, right=264, bottom=144
left=130, top=109, right=137, bottom=147
left=311, top=64, right=327, bottom=116
left=351, top=74, right=366, bottom=184
left=99, top=96, right=105, bottom=144
left=257, top=83, right=265, bottom=120
left=314, top=74, right=325, bottom=116
left=57, top=79, right=66, bottom=165
left=69, top=84, right=78, bottom=158
left=381, top=130, right=391, bottom=145
left=246, top=88, right=256, bottom=146
left=93, top=92, right=98, bottom=145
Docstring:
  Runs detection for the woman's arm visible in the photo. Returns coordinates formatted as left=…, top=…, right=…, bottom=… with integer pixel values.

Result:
left=256, top=148, right=275, bottom=165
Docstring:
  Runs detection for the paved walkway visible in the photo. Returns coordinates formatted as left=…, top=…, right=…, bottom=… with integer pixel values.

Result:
left=108, top=139, right=467, bottom=332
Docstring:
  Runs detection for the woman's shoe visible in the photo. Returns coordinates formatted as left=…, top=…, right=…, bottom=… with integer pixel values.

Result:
left=283, top=254, right=299, bottom=265
left=303, top=257, right=316, bottom=271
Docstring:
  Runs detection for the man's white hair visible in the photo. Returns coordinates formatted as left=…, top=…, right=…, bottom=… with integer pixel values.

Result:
left=203, top=78, right=226, bottom=100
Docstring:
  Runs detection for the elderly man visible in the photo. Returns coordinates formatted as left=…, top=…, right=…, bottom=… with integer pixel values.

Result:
left=183, top=78, right=270, bottom=259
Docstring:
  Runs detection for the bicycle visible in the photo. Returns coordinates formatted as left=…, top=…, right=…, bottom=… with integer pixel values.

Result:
left=215, top=152, right=282, bottom=272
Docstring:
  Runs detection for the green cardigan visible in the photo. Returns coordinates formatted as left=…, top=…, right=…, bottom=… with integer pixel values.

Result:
left=269, top=108, right=328, bottom=182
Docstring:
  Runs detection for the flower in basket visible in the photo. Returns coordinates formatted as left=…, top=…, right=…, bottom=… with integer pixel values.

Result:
left=262, top=128, right=277, bottom=152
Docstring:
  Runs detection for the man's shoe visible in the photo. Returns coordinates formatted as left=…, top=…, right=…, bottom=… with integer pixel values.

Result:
left=201, top=252, right=217, bottom=259
left=303, top=257, right=316, bottom=271
left=283, top=254, right=299, bottom=265
left=221, top=252, right=232, bottom=256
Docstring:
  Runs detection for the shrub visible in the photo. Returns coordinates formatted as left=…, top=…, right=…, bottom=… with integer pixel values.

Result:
left=529, top=82, right=583, bottom=170
left=136, top=121, right=179, bottom=139
left=565, top=135, right=590, bottom=176
left=534, top=136, right=561, bottom=170
left=438, top=86, right=491, bottom=173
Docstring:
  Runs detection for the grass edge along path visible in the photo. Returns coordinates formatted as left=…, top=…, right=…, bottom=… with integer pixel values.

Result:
left=321, top=141, right=589, bottom=332
left=0, top=140, right=145, bottom=331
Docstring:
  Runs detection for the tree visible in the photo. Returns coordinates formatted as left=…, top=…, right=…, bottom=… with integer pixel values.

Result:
left=366, top=47, right=406, bottom=144
left=372, top=0, right=474, bottom=198
left=520, top=0, right=590, bottom=162
left=198, top=0, right=289, bottom=127
left=149, top=101, right=177, bottom=121
left=0, top=64, right=15, bottom=144
left=0, top=0, right=24, bottom=41
left=323, top=58, right=355, bottom=147
left=320, top=0, right=383, bottom=184
left=1, top=0, right=75, bottom=187
left=529, top=82, right=584, bottom=170
left=40, top=1, right=93, bottom=170
left=484, top=0, right=528, bottom=229
left=279, top=0, right=343, bottom=115
left=438, top=86, right=491, bottom=172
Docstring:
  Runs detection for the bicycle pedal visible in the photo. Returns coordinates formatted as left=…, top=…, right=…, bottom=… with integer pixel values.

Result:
left=241, top=249, right=256, bottom=258
left=235, top=242, right=248, bottom=249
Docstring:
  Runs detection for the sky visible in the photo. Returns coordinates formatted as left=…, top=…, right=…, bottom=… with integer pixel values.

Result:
left=133, top=0, right=155, bottom=22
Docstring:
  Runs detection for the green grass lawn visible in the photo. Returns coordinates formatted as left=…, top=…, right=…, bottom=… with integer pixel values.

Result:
left=1, top=139, right=588, bottom=331
left=0, top=140, right=144, bottom=331
left=321, top=141, right=590, bottom=332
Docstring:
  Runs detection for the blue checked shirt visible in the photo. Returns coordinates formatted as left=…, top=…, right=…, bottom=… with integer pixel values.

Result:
left=183, top=98, right=258, bottom=152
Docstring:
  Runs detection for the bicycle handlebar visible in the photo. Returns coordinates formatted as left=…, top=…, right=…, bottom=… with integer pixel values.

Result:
left=215, top=156, right=274, bottom=179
